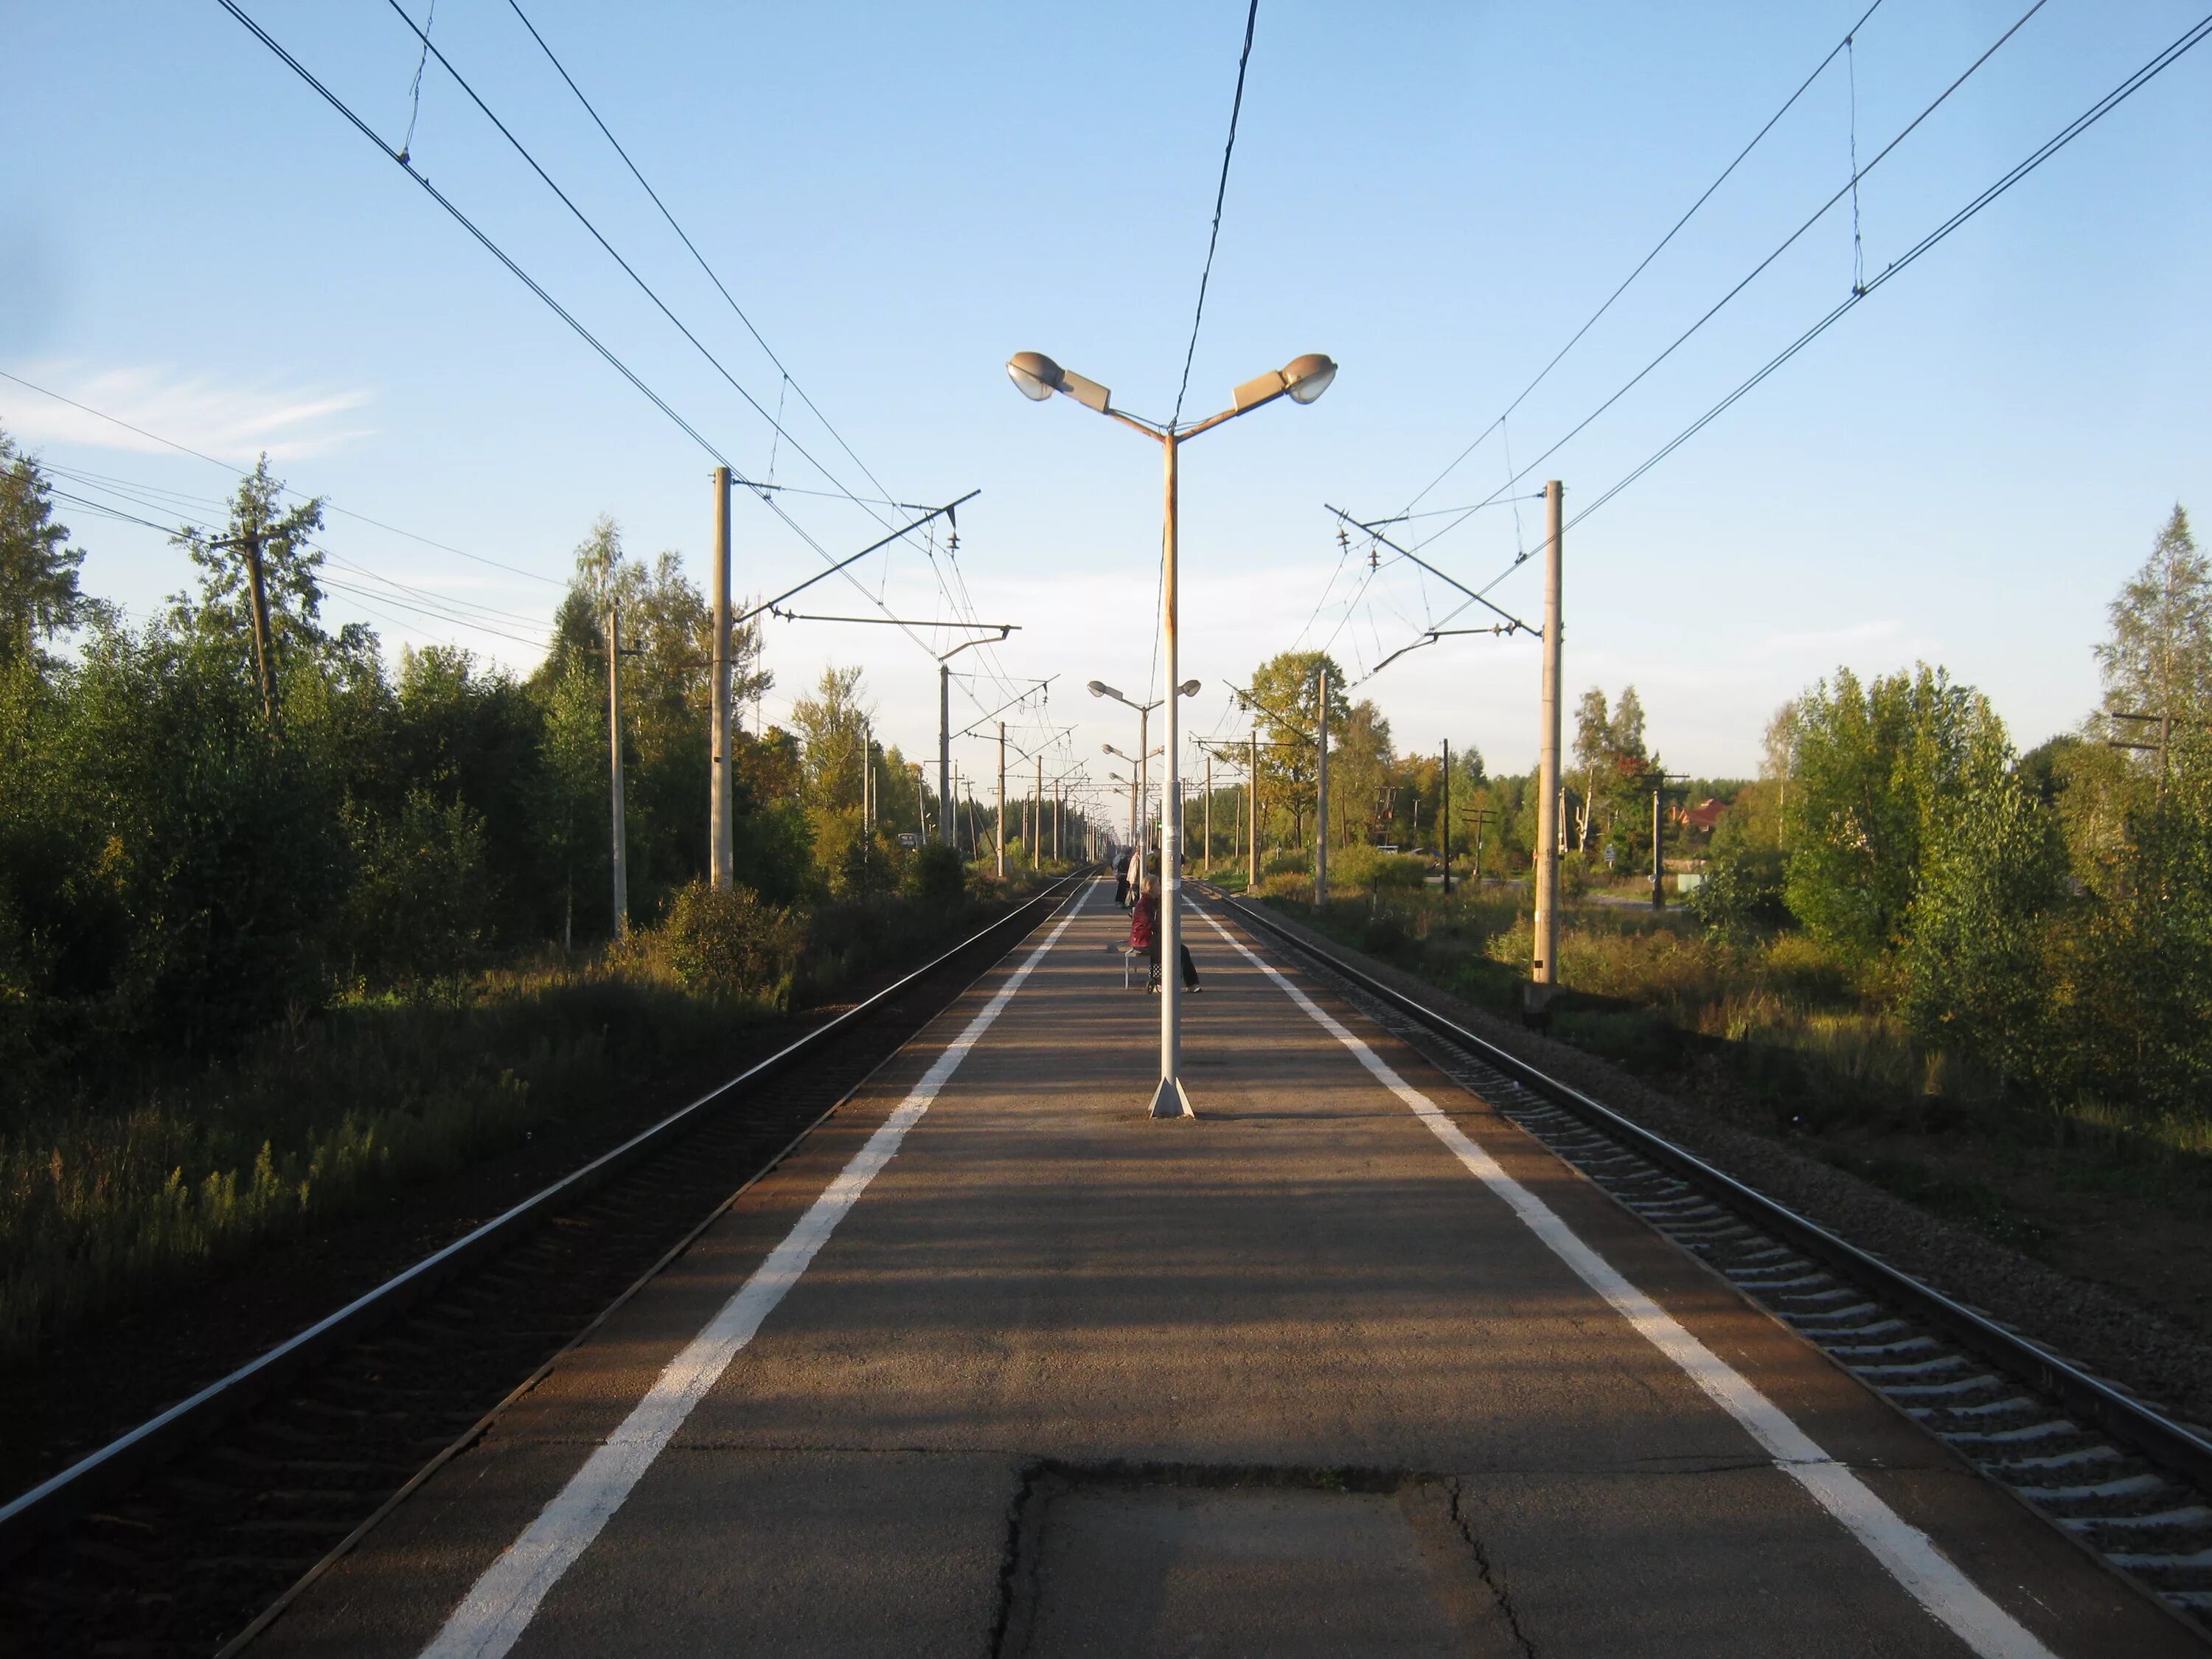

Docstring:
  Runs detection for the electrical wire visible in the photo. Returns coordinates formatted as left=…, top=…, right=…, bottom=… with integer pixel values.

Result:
left=501, top=0, right=908, bottom=515
left=1170, top=0, right=1262, bottom=429
left=219, top=0, right=966, bottom=674
left=1568, top=8, right=2212, bottom=532
left=1399, top=0, right=1888, bottom=515
left=0, top=366, right=566, bottom=587
left=1412, top=0, right=2051, bottom=551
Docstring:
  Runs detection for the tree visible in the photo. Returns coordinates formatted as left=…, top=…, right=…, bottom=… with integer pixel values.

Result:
left=2093, top=504, right=2209, bottom=754
left=0, top=428, right=94, bottom=669
left=790, top=664, right=871, bottom=813
left=1900, top=737, right=2066, bottom=1084
left=1783, top=664, right=2003, bottom=958
left=173, top=456, right=364, bottom=674
left=1243, top=650, right=1349, bottom=850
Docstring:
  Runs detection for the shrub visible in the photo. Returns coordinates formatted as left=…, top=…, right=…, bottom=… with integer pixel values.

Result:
left=1559, top=853, right=1591, bottom=900
left=1689, top=848, right=1790, bottom=943
left=1332, top=842, right=1430, bottom=892
left=902, top=842, right=967, bottom=905
left=652, top=881, right=801, bottom=1004
left=1262, top=848, right=1311, bottom=878
left=1257, top=872, right=1310, bottom=900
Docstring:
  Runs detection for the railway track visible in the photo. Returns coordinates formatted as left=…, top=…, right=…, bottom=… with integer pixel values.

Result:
left=1205, top=886, right=2212, bottom=1644
left=0, top=872, right=1091, bottom=1659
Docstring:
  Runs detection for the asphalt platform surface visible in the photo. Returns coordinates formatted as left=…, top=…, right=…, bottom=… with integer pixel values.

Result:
left=254, top=877, right=2203, bottom=1658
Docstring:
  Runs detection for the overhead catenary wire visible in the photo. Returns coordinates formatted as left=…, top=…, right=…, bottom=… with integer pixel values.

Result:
left=1356, top=7, right=2212, bottom=671
left=1411, top=0, right=2049, bottom=553
left=1169, top=0, right=1262, bottom=429
left=1566, top=8, right=2212, bottom=532
left=500, top=0, right=908, bottom=518
left=1399, top=0, right=1888, bottom=517
left=218, top=1, right=972, bottom=679
left=387, top=0, right=1015, bottom=698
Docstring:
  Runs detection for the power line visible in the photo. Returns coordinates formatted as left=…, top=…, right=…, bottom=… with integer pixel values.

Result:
left=1568, top=8, right=2212, bottom=532
left=501, top=0, right=905, bottom=514
left=1415, top=0, right=2049, bottom=552
left=0, top=366, right=567, bottom=588
left=218, top=1, right=970, bottom=673
left=1400, top=0, right=1888, bottom=516
left=1169, top=0, right=1262, bottom=429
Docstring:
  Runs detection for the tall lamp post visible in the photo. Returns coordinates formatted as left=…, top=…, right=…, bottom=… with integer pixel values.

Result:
left=1014, top=349, right=1336, bottom=1117
left=1102, top=737, right=1164, bottom=851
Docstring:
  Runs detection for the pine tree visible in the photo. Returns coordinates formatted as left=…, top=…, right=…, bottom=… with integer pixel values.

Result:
left=0, top=427, right=94, bottom=669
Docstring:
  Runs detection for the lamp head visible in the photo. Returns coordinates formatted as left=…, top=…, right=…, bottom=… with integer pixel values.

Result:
left=1088, top=679, right=1124, bottom=703
left=1178, top=678, right=1202, bottom=698
left=1006, top=351, right=1060, bottom=401
left=1282, top=352, right=1338, bottom=404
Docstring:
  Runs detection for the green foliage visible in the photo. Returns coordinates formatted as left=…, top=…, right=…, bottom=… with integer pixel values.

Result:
left=1329, top=841, right=1427, bottom=891
left=1900, top=757, right=2067, bottom=1085
left=648, top=881, right=803, bottom=1004
left=0, top=427, right=97, bottom=669
left=903, top=842, right=967, bottom=905
left=2094, top=504, right=2209, bottom=735
left=1689, top=848, right=1790, bottom=942
left=1782, top=664, right=2003, bottom=958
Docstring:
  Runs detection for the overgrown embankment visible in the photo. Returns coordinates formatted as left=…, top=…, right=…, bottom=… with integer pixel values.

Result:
left=1260, top=882, right=2212, bottom=1338
left=0, top=880, right=1026, bottom=1363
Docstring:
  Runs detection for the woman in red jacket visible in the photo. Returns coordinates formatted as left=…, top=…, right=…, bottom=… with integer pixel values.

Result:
left=1128, top=878, right=1200, bottom=995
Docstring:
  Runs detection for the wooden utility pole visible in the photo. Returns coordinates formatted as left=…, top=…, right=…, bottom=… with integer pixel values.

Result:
left=996, top=723, right=1008, bottom=880
left=212, top=518, right=279, bottom=726
left=1532, top=480, right=1565, bottom=1000
left=1315, top=664, right=1331, bottom=905
left=1464, top=807, right=1497, bottom=882
left=709, top=466, right=734, bottom=889
left=607, top=605, right=629, bottom=938
left=1440, top=738, right=1452, bottom=895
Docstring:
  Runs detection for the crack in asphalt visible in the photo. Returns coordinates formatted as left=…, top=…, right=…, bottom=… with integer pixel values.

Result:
left=1445, top=1477, right=1540, bottom=1659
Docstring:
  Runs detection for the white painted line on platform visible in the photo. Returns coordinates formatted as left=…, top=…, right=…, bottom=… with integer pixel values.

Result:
left=417, top=880, right=1099, bottom=1659
left=1197, top=907, right=2056, bottom=1659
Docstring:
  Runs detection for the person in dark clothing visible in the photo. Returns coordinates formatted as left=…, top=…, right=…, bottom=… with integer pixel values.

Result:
left=1129, top=878, right=1200, bottom=994
left=1113, top=858, right=1130, bottom=908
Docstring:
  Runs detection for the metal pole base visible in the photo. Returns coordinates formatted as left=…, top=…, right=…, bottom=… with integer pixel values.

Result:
left=1147, top=1077, right=1195, bottom=1120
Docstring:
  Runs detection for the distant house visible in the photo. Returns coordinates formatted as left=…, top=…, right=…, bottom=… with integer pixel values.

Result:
left=1676, top=797, right=1728, bottom=834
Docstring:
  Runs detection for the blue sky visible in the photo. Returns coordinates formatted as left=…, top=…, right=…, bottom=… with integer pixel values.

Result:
left=5, top=1, right=2208, bottom=809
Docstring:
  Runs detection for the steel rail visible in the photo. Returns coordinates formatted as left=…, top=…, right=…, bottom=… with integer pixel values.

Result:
left=0, top=870, right=1095, bottom=1566
left=1207, top=887, right=2212, bottom=1498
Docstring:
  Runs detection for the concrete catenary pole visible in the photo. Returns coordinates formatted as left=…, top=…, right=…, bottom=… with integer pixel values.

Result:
left=1441, top=737, right=1453, bottom=895
left=606, top=604, right=629, bottom=938
left=1533, top=479, right=1565, bottom=995
left=1203, top=752, right=1214, bottom=875
left=1315, top=664, right=1331, bottom=905
left=939, top=664, right=954, bottom=848
left=1652, top=785, right=1666, bottom=910
left=996, top=722, right=1008, bottom=880
left=709, top=466, right=734, bottom=889
left=1034, top=753, right=1043, bottom=869
left=1248, top=730, right=1260, bottom=891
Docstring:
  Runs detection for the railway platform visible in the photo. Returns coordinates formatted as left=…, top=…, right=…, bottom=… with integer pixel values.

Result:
left=254, top=877, right=2201, bottom=1658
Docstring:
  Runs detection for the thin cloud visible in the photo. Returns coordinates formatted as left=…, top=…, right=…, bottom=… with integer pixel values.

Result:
left=6, top=362, right=374, bottom=462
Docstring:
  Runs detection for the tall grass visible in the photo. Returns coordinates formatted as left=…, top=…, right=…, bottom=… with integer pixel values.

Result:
left=0, top=888, right=1013, bottom=1363
left=1270, top=882, right=2212, bottom=1174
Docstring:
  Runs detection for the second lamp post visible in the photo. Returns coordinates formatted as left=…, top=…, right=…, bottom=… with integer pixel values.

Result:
left=1009, top=348, right=1335, bottom=1117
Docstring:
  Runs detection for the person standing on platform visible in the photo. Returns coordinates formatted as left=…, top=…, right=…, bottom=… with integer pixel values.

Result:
left=1124, top=844, right=1144, bottom=911
left=1113, top=852, right=1130, bottom=908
